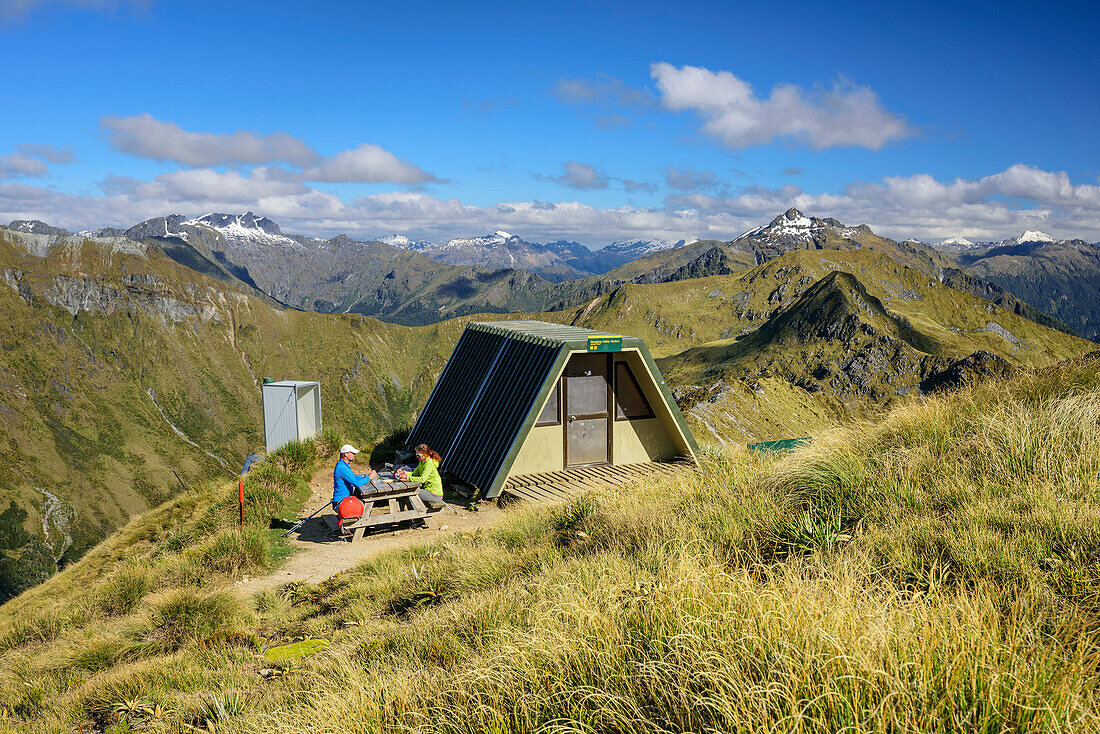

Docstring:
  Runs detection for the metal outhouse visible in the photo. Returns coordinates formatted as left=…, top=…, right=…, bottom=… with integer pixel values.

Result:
left=262, top=380, right=322, bottom=452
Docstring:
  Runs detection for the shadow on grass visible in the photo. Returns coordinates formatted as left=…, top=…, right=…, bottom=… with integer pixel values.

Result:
left=370, top=426, right=412, bottom=467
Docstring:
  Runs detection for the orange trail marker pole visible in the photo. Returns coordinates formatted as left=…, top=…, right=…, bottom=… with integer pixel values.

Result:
left=239, top=479, right=245, bottom=529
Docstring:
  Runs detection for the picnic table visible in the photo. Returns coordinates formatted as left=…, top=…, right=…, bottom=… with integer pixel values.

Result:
left=324, top=478, right=445, bottom=541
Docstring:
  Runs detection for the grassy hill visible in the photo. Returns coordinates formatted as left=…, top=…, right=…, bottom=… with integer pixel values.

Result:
left=1, top=353, right=1097, bottom=732
left=0, top=227, right=471, bottom=600
left=554, top=249, right=1093, bottom=443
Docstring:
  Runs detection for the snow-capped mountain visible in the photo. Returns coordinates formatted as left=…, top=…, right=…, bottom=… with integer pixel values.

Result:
left=8, top=219, right=70, bottom=236
left=375, top=230, right=693, bottom=280
left=602, top=238, right=688, bottom=258
left=380, top=234, right=435, bottom=250
left=182, top=212, right=304, bottom=249
left=1007, top=231, right=1056, bottom=245
left=733, top=208, right=872, bottom=248
left=404, top=231, right=589, bottom=280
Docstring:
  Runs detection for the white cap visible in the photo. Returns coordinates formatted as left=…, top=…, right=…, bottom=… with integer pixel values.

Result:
left=339, top=444, right=359, bottom=455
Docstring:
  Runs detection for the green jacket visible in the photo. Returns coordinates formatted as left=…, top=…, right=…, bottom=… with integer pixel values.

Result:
left=410, top=458, right=442, bottom=497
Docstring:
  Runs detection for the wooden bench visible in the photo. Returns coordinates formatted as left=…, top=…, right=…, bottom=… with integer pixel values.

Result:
left=324, top=480, right=445, bottom=541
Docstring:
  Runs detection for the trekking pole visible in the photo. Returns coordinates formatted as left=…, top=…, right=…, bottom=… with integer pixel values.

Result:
left=283, top=502, right=330, bottom=537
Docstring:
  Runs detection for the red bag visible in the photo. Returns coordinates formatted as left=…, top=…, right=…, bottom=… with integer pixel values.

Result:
left=337, top=496, right=364, bottom=531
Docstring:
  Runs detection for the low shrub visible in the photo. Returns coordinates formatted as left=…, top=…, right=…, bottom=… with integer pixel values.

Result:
left=195, top=527, right=270, bottom=576
left=140, top=589, right=245, bottom=653
left=268, top=439, right=317, bottom=477
left=95, top=563, right=153, bottom=616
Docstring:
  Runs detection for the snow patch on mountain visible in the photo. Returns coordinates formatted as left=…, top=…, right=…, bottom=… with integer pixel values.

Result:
left=940, top=236, right=975, bottom=248
left=1018, top=230, right=1055, bottom=243
left=184, top=212, right=302, bottom=249
left=602, top=238, right=687, bottom=256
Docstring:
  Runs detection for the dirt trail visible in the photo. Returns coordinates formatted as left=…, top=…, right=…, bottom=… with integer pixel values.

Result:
left=235, top=460, right=508, bottom=597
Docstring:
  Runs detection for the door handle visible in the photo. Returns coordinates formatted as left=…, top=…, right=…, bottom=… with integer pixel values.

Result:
left=568, top=415, right=576, bottom=422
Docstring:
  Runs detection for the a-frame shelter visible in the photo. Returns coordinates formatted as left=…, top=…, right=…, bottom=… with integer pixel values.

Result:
left=405, top=320, right=698, bottom=500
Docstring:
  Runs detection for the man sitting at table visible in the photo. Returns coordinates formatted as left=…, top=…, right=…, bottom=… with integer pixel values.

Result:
left=332, top=444, right=377, bottom=510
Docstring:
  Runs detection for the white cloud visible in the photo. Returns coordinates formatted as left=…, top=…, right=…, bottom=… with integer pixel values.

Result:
left=17, top=143, right=76, bottom=164
left=651, top=62, right=913, bottom=150
left=536, top=161, right=610, bottom=190
left=302, top=144, right=438, bottom=184
left=2, top=163, right=1098, bottom=245
left=665, top=166, right=721, bottom=192
left=101, top=113, right=320, bottom=167
left=0, top=0, right=149, bottom=21
left=0, top=153, right=48, bottom=178
left=100, top=114, right=440, bottom=185
left=0, top=142, right=77, bottom=178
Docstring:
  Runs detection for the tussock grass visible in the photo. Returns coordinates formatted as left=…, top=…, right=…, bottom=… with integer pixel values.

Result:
left=93, top=561, right=153, bottom=616
left=314, top=426, right=343, bottom=458
left=2, top=356, right=1099, bottom=733
left=138, top=588, right=248, bottom=654
left=194, top=526, right=271, bottom=576
left=268, top=438, right=317, bottom=476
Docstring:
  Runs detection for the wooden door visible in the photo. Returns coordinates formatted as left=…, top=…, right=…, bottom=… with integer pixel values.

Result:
left=563, top=353, right=611, bottom=467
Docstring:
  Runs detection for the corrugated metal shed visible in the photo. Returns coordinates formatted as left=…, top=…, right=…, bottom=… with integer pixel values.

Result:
left=262, top=380, right=322, bottom=452
left=406, top=320, right=697, bottom=499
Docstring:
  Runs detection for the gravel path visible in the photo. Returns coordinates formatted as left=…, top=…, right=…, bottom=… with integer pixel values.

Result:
left=234, top=459, right=507, bottom=597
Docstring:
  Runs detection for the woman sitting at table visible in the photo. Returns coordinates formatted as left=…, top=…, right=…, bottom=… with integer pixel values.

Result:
left=397, top=443, right=444, bottom=506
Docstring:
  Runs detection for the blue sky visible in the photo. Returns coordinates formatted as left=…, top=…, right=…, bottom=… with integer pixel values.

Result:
left=1, top=0, right=1097, bottom=245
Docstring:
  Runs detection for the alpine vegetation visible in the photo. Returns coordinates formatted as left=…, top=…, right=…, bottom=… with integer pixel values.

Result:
left=1, top=354, right=1097, bottom=732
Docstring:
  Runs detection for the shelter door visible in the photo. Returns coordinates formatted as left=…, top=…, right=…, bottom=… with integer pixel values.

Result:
left=563, top=353, right=611, bottom=467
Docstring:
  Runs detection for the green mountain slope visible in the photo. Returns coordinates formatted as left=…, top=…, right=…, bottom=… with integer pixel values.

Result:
left=554, top=248, right=1092, bottom=443
left=0, top=227, right=466, bottom=600
left=960, top=239, right=1100, bottom=341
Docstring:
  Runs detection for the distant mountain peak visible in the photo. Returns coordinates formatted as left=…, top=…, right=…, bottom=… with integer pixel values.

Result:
left=1018, top=230, right=1055, bottom=243
left=7, top=219, right=70, bottom=236
left=940, top=236, right=975, bottom=247
left=603, top=238, right=687, bottom=256
left=188, top=211, right=284, bottom=236
left=775, top=207, right=809, bottom=224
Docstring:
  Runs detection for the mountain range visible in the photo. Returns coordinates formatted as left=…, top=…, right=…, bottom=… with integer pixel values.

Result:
left=14, top=209, right=1099, bottom=345
left=381, top=230, right=686, bottom=281
left=930, top=230, right=1100, bottom=341
left=1, top=209, right=1095, bottom=599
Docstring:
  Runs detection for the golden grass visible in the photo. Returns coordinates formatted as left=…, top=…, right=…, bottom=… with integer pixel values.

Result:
left=1, top=355, right=1098, bottom=732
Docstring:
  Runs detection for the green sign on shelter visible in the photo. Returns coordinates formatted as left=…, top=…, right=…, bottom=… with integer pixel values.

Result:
left=587, top=335, right=622, bottom=352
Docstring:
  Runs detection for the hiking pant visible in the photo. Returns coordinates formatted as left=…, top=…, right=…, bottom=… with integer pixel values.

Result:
left=418, top=488, right=445, bottom=507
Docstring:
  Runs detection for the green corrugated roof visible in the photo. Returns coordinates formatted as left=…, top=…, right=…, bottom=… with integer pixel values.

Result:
left=469, top=320, right=641, bottom=347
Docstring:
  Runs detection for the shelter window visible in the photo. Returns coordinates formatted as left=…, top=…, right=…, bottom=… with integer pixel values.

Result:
left=615, top=362, right=654, bottom=420
left=536, top=383, right=560, bottom=426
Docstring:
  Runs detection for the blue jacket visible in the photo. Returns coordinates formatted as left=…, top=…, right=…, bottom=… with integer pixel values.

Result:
left=332, top=458, right=371, bottom=504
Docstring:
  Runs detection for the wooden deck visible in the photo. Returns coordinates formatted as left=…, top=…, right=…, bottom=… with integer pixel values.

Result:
left=502, top=460, right=692, bottom=502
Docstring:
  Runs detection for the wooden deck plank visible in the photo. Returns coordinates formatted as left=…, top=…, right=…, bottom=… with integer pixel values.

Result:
left=505, top=461, right=690, bottom=503
left=505, top=486, right=544, bottom=501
